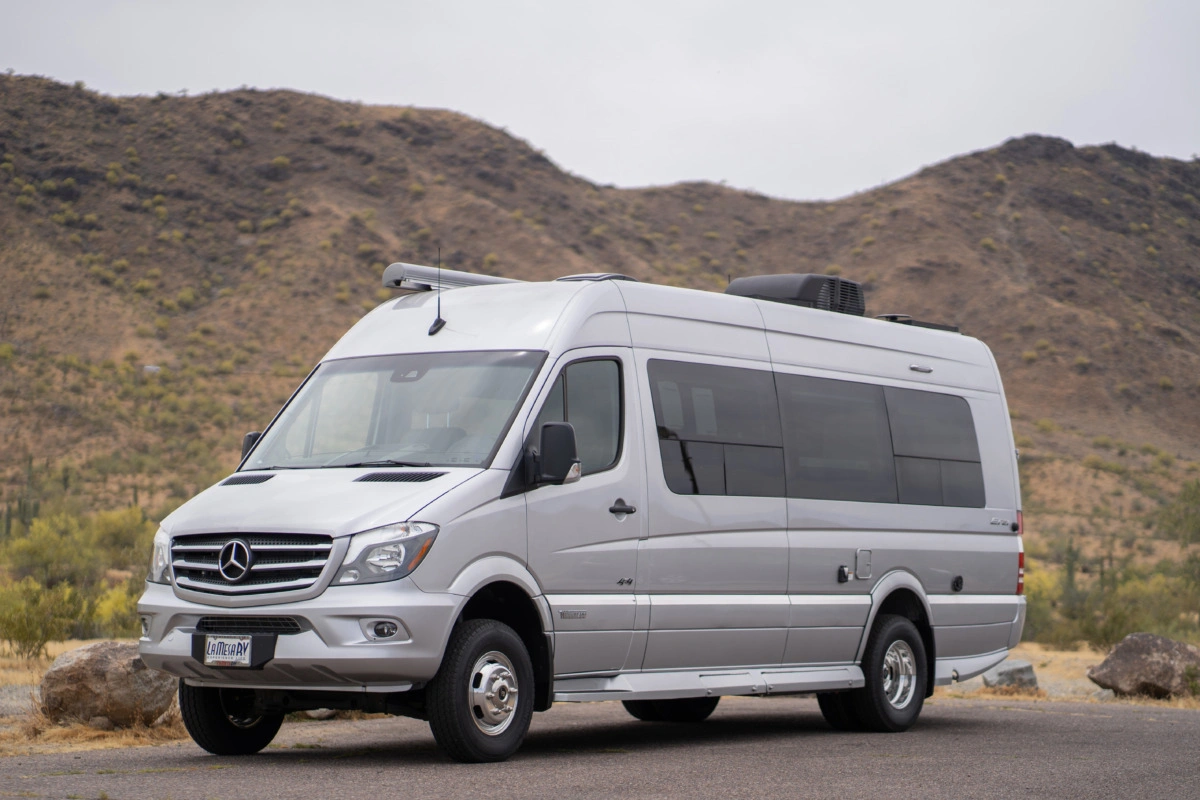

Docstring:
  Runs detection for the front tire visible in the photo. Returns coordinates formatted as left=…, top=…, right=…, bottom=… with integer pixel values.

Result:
left=851, top=614, right=927, bottom=732
left=817, top=691, right=863, bottom=731
left=622, top=697, right=719, bottom=723
left=426, top=619, right=535, bottom=763
left=178, top=682, right=283, bottom=755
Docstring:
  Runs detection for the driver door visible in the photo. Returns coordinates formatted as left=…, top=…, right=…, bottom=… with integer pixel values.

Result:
left=525, top=350, right=647, bottom=676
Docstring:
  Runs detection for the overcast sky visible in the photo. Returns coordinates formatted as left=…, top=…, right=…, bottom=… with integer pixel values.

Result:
left=4, top=1, right=1198, bottom=200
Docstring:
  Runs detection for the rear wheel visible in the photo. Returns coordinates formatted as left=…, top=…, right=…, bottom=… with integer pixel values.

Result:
left=851, top=614, right=927, bottom=732
left=621, top=697, right=719, bottom=723
left=426, top=619, right=535, bottom=762
left=178, top=682, right=283, bottom=755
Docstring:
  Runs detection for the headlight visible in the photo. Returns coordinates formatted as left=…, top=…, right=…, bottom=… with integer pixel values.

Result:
left=333, top=522, right=439, bottom=585
left=148, top=527, right=172, bottom=584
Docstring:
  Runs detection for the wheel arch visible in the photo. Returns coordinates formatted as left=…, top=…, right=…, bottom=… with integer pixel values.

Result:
left=457, top=580, right=554, bottom=712
left=858, top=571, right=937, bottom=698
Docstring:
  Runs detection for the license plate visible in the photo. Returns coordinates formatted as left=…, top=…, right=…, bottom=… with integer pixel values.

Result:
left=203, top=635, right=252, bottom=667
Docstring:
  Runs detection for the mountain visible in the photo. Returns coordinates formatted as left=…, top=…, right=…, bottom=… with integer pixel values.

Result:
left=1, top=74, right=1198, bottom=563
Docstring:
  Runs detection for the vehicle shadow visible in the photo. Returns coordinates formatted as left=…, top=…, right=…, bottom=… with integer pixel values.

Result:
left=178, top=703, right=982, bottom=768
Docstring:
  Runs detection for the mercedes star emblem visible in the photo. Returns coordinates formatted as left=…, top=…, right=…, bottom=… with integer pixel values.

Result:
left=217, top=539, right=253, bottom=583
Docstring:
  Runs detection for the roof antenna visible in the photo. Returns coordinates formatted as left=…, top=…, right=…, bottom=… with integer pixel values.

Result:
left=428, top=246, right=446, bottom=336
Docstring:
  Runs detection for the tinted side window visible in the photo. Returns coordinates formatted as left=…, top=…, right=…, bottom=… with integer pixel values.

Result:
left=648, top=360, right=784, bottom=497
left=885, top=387, right=980, bottom=462
left=776, top=374, right=897, bottom=503
left=530, top=359, right=621, bottom=475
left=885, top=387, right=984, bottom=508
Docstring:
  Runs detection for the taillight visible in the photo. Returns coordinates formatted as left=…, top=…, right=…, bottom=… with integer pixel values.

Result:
left=1016, top=535, right=1025, bottom=595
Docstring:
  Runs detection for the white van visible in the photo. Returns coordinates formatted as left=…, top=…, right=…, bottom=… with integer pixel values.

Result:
left=138, top=265, right=1025, bottom=762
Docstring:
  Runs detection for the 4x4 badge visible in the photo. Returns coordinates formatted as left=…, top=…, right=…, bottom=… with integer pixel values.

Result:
left=218, top=540, right=253, bottom=583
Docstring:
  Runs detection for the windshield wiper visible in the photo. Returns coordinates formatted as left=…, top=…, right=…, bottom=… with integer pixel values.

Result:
left=338, top=459, right=435, bottom=468
left=245, top=465, right=315, bottom=470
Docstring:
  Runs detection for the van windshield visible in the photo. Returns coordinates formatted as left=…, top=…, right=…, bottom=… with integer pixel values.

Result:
left=243, top=350, right=545, bottom=470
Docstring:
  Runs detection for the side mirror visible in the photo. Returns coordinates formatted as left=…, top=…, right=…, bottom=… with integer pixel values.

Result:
left=241, top=431, right=263, bottom=460
left=537, top=422, right=581, bottom=485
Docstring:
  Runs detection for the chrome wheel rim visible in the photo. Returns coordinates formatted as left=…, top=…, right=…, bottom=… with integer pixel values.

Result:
left=882, top=640, right=917, bottom=710
left=469, top=650, right=519, bottom=736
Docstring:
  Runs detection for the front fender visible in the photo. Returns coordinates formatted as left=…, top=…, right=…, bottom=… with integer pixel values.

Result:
left=444, top=555, right=552, bottom=634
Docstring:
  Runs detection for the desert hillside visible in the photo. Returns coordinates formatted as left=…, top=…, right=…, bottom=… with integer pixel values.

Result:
left=1, top=75, right=1199, bottom=573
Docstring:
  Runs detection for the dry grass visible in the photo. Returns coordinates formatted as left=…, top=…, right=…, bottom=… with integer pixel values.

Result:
left=0, top=639, right=188, bottom=757
left=0, top=707, right=187, bottom=757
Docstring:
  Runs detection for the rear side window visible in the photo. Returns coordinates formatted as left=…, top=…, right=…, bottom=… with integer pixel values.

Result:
left=647, top=360, right=985, bottom=507
left=776, top=375, right=897, bottom=503
left=648, top=360, right=784, bottom=497
left=885, top=387, right=984, bottom=507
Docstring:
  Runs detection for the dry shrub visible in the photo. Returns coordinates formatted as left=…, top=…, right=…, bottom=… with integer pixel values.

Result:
left=2, top=692, right=186, bottom=756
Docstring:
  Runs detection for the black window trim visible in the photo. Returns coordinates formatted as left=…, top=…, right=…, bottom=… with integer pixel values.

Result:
left=647, top=358, right=987, bottom=508
left=526, top=354, right=627, bottom=480
left=648, top=357, right=785, bottom=498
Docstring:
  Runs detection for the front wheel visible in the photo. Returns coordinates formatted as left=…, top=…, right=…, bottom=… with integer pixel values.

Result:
left=622, top=697, right=719, bottom=723
left=426, top=619, right=535, bottom=763
left=817, top=691, right=863, bottom=731
left=851, top=614, right=928, bottom=732
left=178, top=682, right=283, bottom=755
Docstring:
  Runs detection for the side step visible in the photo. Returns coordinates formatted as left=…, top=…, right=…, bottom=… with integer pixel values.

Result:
left=553, top=665, right=864, bottom=703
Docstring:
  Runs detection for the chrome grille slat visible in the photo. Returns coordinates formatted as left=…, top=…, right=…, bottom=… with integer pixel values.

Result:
left=176, top=576, right=317, bottom=594
left=249, top=559, right=328, bottom=572
left=171, top=532, right=334, bottom=596
left=172, top=559, right=220, bottom=572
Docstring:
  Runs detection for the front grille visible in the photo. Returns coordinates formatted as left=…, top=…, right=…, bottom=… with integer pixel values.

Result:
left=196, top=616, right=304, bottom=634
left=171, top=532, right=333, bottom=596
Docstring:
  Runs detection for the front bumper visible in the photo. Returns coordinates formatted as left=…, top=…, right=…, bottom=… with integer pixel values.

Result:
left=137, top=579, right=459, bottom=692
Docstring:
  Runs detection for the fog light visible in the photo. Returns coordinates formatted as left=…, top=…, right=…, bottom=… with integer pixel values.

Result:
left=139, top=616, right=150, bottom=637
left=373, top=621, right=398, bottom=638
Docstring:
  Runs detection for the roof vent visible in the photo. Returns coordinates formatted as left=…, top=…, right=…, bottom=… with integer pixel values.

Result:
left=354, top=472, right=447, bottom=483
left=221, top=473, right=275, bottom=486
left=555, top=273, right=639, bottom=283
left=725, top=274, right=866, bottom=316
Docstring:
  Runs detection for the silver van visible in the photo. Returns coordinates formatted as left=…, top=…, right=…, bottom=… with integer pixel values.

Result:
left=138, top=266, right=1025, bottom=762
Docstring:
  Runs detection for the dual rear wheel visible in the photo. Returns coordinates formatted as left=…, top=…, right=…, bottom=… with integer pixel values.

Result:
left=817, top=614, right=928, bottom=732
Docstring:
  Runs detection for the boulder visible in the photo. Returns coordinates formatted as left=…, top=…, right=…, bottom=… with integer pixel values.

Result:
left=1087, top=633, right=1200, bottom=698
left=982, top=659, right=1038, bottom=690
left=40, top=641, right=176, bottom=727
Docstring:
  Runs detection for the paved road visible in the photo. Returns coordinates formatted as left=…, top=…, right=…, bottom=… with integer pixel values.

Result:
left=3, top=696, right=1197, bottom=799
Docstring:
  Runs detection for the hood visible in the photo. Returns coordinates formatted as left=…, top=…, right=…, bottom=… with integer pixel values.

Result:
left=162, top=468, right=484, bottom=538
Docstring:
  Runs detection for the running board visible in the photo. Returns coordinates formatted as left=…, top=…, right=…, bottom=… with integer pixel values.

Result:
left=934, top=649, right=1008, bottom=686
left=553, top=665, right=864, bottom=703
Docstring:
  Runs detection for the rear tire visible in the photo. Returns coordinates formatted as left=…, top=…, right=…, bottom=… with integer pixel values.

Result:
left=178, top=682, right=283, bottom=755
left=851, top=614, right=927, bottom=732
left=426, top=619, right=535, bottom=763
left=817, top=691, right=863, bottom=731
left=621, top=697, right=719, bottom=723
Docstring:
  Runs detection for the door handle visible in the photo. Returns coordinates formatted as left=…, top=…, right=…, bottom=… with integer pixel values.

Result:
left=609, top=499, right=637, bottom=516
